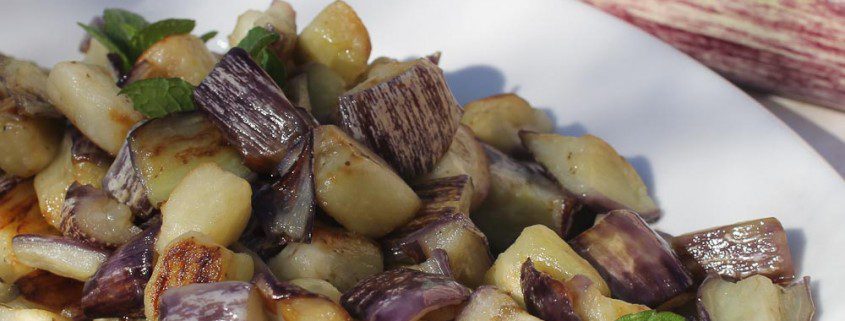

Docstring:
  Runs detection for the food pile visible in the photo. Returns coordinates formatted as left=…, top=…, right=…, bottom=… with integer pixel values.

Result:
left=0, top=1, right=814, bottom=320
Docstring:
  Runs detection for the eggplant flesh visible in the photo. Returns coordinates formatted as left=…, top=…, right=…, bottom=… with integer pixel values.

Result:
left=341, top=268, right=470, bottom=321
left=455, top=286, right=541, bottom=321
left=570, top=210, right=692, bottom=306
left=11, top=234, right=109, bottom=281
left=60, top=183, right=140, bottom=249
left=697, top=275, right=814, bottom=321
left=672, top=217, right=795, bottom=283
left=158, top=281, right=267, bottom=321
left=194, top=48, right=311, bottom=175
left=405, top=248, right=453, bottom=278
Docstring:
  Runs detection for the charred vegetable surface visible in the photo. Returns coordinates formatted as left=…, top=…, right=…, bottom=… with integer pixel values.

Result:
left=570, top=210, right=692, bottom=306
left=520, top=259, right=581, bottom=321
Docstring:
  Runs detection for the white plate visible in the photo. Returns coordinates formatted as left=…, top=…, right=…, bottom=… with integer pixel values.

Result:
left=2, top=0, right=843, bottom=318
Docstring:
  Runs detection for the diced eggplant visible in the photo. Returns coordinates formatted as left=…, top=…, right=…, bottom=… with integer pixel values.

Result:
left=268, top=225, right=382, bottom=292
left=194, top=48, right=312, bottom=175
left=570, top=210, right=693, bottom=306
left=520, top=259, right=581, bottom=321
left=11, top=234, right=109, bottom=281
left=0, top=180, right=55, bottom=283
left=158, top=281, right=267, bottom=321
left=46, top=62, right=144, bottom=155
left=229, top=0, right=298, bottom=60
left=461, top=94, right=553, bottom=156
left=0, top=54, right=60, bottom=118
left=0, top=305, right=69, bottom=321
left=313, top=125, right=420, bottom=238
left=521, top=133, right=660, bottom=221
left=69, top=129, right=112, bottom=189
left=382, top=176, right=492, bottom=287
left=419, top=126, right=491, bottom=211
left=156, top=163, right=252, bottom=253
left=563, top=275, right=649, bottom=321
left=0, top=172, right=21, bottom=197
left=81, top=222, right=159, bottom=319
left=484, top=225, right=609, bottom=306
left=289, top=278, right=342, bottom=303
left=697, top=275, right=814, bottom=321
left=456, top=286, right=541, bottom=321
left=473, top=145, right=579, bottom=253
left=672, top=217, right=795, bottom=283
left=300, top=63, right=347, bottom=124
left=128, top=35, right=217, bottom=86
left=251, top=257, right=352, bottom=321
left=341, top=268, right=471, bottom=321
left=0, top=108, right=63, bottom=178
left=60, top=183, right=139, bottom=249
left=295, top=1, right=371, bottom=83
left=414, top=175, right=474, bottom=217
left=284, top=73, right=311, bottom=111
left=405, top=248, right=454, bottom=278
left=13, top=270, right=83, bottom=312
left=101, top=138, right=153, bottom=218
left=251, top=134, right=315, bottom=246
left=144, top=232, right=254, bottom=320
left=339, top=58, right=462, bottom=178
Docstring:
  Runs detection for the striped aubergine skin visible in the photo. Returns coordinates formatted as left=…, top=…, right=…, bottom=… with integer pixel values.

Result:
left=338, top=58, right=462, bottom=178
left=584, top=0, right=845, bottom=111
left=520, top=259, right=581, bottom=321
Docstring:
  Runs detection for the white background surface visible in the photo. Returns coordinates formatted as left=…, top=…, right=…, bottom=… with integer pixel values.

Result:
left=1, top=0, right=843, bottom=319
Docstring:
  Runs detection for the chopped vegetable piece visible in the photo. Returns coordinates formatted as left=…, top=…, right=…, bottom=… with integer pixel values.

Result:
left=461, top=94, right=553, bottom=156
left=295, top=1, right=371, bottom=83
left=697, top=275, right=814, bottom=321
left=0, top=180, right=55, bottom=283
left=520, top=259, right=581, bottom=321
left=158, top=281, right=267, bottom=321
left=60, top=183, right=140, bottom=249
left=11, top=234, right=109, bottom=281
left=456, top=286, right=541, bottom=321
left=419, top=126, right=491, bottom=210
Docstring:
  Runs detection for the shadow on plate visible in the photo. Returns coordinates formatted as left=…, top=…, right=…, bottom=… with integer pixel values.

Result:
left=444, top=65, right=506, bottom=105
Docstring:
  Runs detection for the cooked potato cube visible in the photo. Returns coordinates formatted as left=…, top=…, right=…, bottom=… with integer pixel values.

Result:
left=484, top=225, right=609, bottom=306
left=0, top=181, right=56, bottom=283
left=145, top=232, right=254, bottom=320
left=473, top=146, right=577, bottom=253
left=269, top=226, right=382, bottom=292
left=313, top=125, right=420, bottom=238
left=521, top=133, right=659, bottom=221
left=564, top=276, right=649, bottom=321
left=229, top=0, right=297, bottom=60
left=456, top=286, right=541, bottom=321
left=303, top=63, right=347, bottom=124
left=289, top=278, right=342, bottom=303
left=295, top=1, right=371, bottom=83
left=0, top=54, right=60, bottom=117
left=461, top=94, right=552, bottom=155
left=0, top=305, right=69, bottom=321
left=132, top=34, right=217, bottom=86
left=33, top=135, right=73, bottom=228
left=419, top=125, right=490, bottom=210
left=0, top=110, right=62, bottom=178
left=46, top=62, right=144, bottom=155
left=156, top=163, right=252, bottom=253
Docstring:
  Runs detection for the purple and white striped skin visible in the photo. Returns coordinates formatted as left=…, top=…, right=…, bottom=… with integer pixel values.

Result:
left=570, top=210, right=693, bottom=306
left=194, top=47, right=311, bottom=175
left=338, top=58, right=462, bottom=178
left=697, top=274, right=815, bottom=321
left=520, top=259, right=582, bottom=321
left=81, top=221, right=159, bottom=318
left=0, top=170, right=20, bottom=196
left=158, top=281, right=266, bottom=321
left=102, top=127, right=155, bottom=219
left=70, top=127, right=111, bottom=170
left=60, top=183, right=140, bottom=250
left=341, top=268, right=471, bottom=321
left=11, top=234, right=111, bottom=281
left=672, top=217, right=795, bottom=283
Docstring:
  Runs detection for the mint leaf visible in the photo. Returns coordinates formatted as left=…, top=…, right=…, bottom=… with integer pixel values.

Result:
left=119, top=78, right=196, bottom=118
left=236, top=27, right=286, bottom=87
left=77, top=22, right=132, bottom=72
left=130, top=19, right=195, bottom=56
left=103, top=8, right=148, bottom=51
left=199, top=31, right=218, bottom=43
left=616, top=311, right=686, bottom=321
left=236, top=27, right=280, bottom=56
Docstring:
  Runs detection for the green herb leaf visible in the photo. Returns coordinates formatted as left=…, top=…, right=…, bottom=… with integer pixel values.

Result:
left=616, top=311, right=686, bottom=321
left=130, top=19, right=195, bottom=56
left=236, top=27, right=286, bottom=87
left=236, top=27, right=280, bottom=56
left=77, top=22, right=132, bottom=72
left=199, top=31, right=218, bottom=43
left=102, top=8, right=149, bottom=51
left=119, top=78, right=196, bottom=118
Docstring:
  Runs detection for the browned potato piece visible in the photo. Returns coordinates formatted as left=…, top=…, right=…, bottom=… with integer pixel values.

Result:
left=483, top=225, right=609, bottom=306
left=0, top=305, right=69, bottom=320
left=456, top=286, right=541, bottom=321
left=295, top=1, right=371, bottom=83
left=144, top=232, right=254, bottom=320
left=564, top=275, right=649, bottom=321
left=0, top=53, right=60, bottom=117
left=419, top=126, right=490, bottom=211
left=268, top=226, right=383, bottom=292
left=521, top=133, right=660, bottom=221
left=313, top=125, right=420, bottom=238
left=461, top=94, right=552, bottom=155
left=131, top=35, right=217, bottom=86
left=289, top=278, right=343, bottom=303
left=0, top=110, right=62, bottom=178
left=229, top=0, right=297, bottom=60
left=473, top=146, right=578, bottom=253
left=0, top=181, right=56, bottom=283
left=46, top=62, right=144, bottom=155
